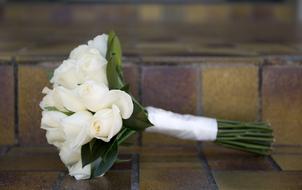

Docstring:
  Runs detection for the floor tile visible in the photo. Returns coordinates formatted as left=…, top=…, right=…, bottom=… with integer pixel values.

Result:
left=0, top=171, right=60, bottom=190
left=203, top=143, right=274, bottom=170
left=0, top=65, right=15, bottom=145
left=142, top=132, right=195, bottom=146
left=202, top=66, right=258, bottom=121
left=214, top=171, right=302, bottom=190
left=262, top=65, right=302, bottom=144
left=272, top=154, right=302, bottom=171
left=0, top=147, right=65, bottom=171
left=140, top=167, right=212, bottom=190
left=60, top=171, right=131, bottom=190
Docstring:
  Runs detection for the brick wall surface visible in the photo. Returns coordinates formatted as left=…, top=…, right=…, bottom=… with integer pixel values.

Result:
left=1, top=3, right=302, bottom=190
left=1, top=57, right=301, bottom=146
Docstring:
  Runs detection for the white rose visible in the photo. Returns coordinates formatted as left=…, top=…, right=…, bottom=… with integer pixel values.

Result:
left=68, top=161, right=91, bottom=180
left=50, top=59, right=83, bottom=89
left=90, top=105, right=122, bottom=142
left=41, top=111, right=66, bottom=129
left=41, top=111, right=67, bottom=148
left=97, top=90, right=133, bottom=119
left=77, top=48, right=108, bottom=85
left=88, top=34, right=108, bottom=57
left=61, top=111, right=93, bottom=149
left=69, top=45, right=89, bottom=60
left=55, top=86, right=86, bottom=112
left=59, top=143, right=81, bottom=166
left=76, top=81, right=133, bottom=117
left=83, top=65, right=108, bottom=86
left=40, top=87, right=66, bottom=111
left=70, top=45, right=108, bottom=85
left=45, top=130, right=65, bottom=149
left=76, top=80, right=109, bottom=112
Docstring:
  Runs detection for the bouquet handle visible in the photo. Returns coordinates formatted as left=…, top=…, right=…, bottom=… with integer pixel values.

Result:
left=145, top=107, right=274, bottom=155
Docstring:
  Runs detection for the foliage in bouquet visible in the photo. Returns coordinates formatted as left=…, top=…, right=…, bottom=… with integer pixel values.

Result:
left=40, top=32, right=152, bottom=180
left=40, top=31, right=274, bottom=180
left=81, top=32, right=152, bottom=178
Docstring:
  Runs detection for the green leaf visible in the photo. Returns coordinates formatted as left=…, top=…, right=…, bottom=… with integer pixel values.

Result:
left=44, top=106, right=74, bottom=116
left=81, top=142, right=91, bottom=167
left=47, top=71, right=54, bottom=80
left=90, top=141, right=118, bottom=178
left=89, top=138, right=114, bottom=165
left=123, top=98, right=152, bottom=130
left=105, top=31, right=151, bottom=129
left=81, top=137, right=115, bottom=167
left=120, top=84, right=130, bottom=93
left=106, top=56, right=124, bottom=89
left=106, top=31, right=122, bottom=66
left=90, top=156, right=102, bottom=178
left=106, top=31, right=125, bottom=90
left=115, top=159, right=130, bottom=163
left=116, top=127, right=136, bottom=145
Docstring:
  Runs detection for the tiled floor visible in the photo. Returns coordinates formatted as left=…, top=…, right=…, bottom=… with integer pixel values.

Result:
left=1, top=142, right=302, bottom=189
left=0, top=3, right=302, bottom=189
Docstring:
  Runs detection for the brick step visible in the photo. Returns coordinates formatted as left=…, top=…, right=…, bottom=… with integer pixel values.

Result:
left=0, top=3, right=302, bottom=189
left=0, top=145, right=302, bottom=189
left=0, top=57, right=301, bottom=146
left=0, top=3, right=302, bottom=147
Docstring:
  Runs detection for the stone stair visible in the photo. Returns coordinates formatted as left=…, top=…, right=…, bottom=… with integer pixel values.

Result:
left=0, top=3, right=302, bottom=189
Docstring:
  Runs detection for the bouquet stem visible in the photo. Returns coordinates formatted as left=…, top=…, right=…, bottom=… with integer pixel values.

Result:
left=215, top=119, right=274, bottom=155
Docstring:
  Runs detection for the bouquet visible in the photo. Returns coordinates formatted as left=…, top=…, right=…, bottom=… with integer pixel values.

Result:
left=40, top=32, right=274, bottom=180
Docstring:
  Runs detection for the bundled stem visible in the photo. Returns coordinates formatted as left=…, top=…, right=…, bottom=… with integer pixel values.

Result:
left=215, top=120, right=274, bottom=155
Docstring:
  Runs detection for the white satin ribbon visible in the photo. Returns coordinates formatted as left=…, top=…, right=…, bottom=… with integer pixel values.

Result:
left=146, top=107, right=218, bottom=141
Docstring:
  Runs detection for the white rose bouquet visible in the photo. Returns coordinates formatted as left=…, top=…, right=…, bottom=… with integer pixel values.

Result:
left=40, top=32, right=274, bottom=180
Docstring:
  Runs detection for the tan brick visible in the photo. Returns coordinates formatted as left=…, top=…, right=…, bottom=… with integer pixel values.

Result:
left=142, top=132, right=195, bottom=146
left=0, top=147, right=65, bottom=171
left=202, top=66, right=258, bottom=121
left=0, top=171, right=60, bottom=190
left=203, top=143, right=274, bottom=171
left=239, top=43, right=298, bottom=55
left=18, top=64, right=53, bottom=145
left=140, top=164, right=213, bottom=190
left=0, top=65, right=15, bottom=145
left=140, top=146, right=199, bottom=163
left=184, top=5, right=232, bottom=23
left=138, top=5, right=163, bottom=22
left=123, top=63, right=139, bottom=99
left=214, top=171, right=302, bottom=190
left=272, top=146, right=302, bottom=154
left=60, top=171, right=131, bottom=190
left=142, top=66, right=197, bottom=114
left=272, top=154, right=302, bottom=171
left=139, top=144, right=213, bottom=189
left=119, top=146, right=198, bottom=156
left=262, top=65, right=302, bottom=145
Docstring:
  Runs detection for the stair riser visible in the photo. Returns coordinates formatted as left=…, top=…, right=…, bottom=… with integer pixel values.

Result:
left=0, top=58, right=301, bottom=146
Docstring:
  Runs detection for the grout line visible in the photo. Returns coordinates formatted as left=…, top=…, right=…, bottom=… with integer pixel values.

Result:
left=268, top=155, right=282, bottom=171
left=272, top=152, right=302, bottom=155
left=197, top=142, right=219, bottom=190
left=12, top=57, right=19, bottom=145
left=257, top=62, right=264, bottom=122
left=267, top=156, right=282, bottom=171
left=137, top=59, right=143, bottom=104
left=0, top=169, right=67, bottom=173
left=0, top=146, right=10, bottom=156
left=137, top=132, right=142, bottom=147
left=137, top=61, right=143, bottom=147
left=273, top=144, right=302, bottom=147
left=52, top=172, right=66, bottom=190
left=131, top=154, right=140, bottom=190
left=196, top=64, right=202, bottom=115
